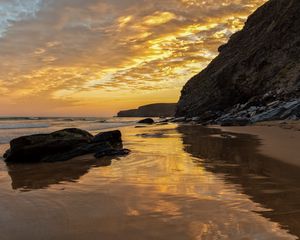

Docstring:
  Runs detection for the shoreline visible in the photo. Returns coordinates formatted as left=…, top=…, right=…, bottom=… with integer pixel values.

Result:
left=210, top=121, right=300, bottom=167
left=1, top=119, right=299, bottom=168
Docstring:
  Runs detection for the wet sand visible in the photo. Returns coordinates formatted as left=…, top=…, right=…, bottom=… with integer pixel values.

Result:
left=214, top=121, right=300, bottom=167
left=0, top=124, right=299, bottom=240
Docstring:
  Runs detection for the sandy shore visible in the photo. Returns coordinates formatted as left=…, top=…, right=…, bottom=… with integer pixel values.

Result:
left=0, top=124, right=300, bottom=239
left=213, top=121, right=300, bottom=167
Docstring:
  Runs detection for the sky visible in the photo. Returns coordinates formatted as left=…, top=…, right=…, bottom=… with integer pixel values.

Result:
left=0, top=0, right=266, bottom=117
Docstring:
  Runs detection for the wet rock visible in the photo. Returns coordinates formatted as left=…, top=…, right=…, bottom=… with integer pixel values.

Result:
left=3, top=149, right=11, bottom=159
left=157, top=119, right=169, bottom=123
left=95, top=148, right=130, bottom=158
left=199, top=111, right=221, bottom=122
left=251, top=107, right=287, bottom=122
left=40, top=142, right=114, bottom=162
left=267, top=100, right=280, bottom=108
left=136, top=133, right=165, bottom=138
left=219, top=117, right=251, bottom=126
left=3, top=128, right=128, bottom=163
left=4, top=128, right=93, bottom=162
left=135, top=125, right=147, bottom=128
left=191, top=117, right=200, bottom=122
left=156, top=122, right=168, bottom=125
left=92, top=130, right=122, bottom=145
left=283, top=100, right=299, bottom=109
left=138, top=118, right=155, bottom=124
left=170, top=117, right=186, bottom=123
left=205, top=99, right=300, bottom=124
left=220, top=134, right=235, bottom=139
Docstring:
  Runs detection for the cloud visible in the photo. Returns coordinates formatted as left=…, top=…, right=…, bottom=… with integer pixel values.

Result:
left=0, top=0, right=267, bottom=116
left=0, top=0, right=42, bottom=37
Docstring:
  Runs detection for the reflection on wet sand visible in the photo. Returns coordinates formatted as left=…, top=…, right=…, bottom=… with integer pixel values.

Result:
left=6, top=156, right=114, bottom=190
left=0, top=125, right=298, bottom=240
left=178, top=125, right=300, bottom=237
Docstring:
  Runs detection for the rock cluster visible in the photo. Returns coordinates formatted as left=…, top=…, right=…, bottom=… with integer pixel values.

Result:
left=216, top=97, right=300, bottom=126
left=160, top=95, right=300, bottom=126
left=3, top=128, right=130, bottom=163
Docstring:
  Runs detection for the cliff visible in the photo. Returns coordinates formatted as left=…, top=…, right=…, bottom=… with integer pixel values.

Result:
left=117, top=103, right=176, bottom=117
left=176, top=0, right=300, bottom=121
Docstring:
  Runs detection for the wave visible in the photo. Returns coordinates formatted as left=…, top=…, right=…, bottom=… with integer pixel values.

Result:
left=0, top=117, right=39, bottom=121
left=0, top=123, right=50, bottom=130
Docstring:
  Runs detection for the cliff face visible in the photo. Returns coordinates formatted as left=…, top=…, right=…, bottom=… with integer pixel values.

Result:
left=176, top=0, right=300, bottom=118
left=117, top=103, right=176, bottom=117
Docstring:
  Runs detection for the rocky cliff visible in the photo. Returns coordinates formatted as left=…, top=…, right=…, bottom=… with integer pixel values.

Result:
left=176, top=0, right=300, bottom=122
left=117, top=103, right=176, bottom=117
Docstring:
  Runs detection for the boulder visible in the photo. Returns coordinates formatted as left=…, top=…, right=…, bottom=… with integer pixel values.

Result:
left=39, top=142, right=114, bottom=162
left=138, top=118, right=155, bottom=124
left=3, top=128, right=128, bottom=163
left=92, top=130, right=122, bottom=145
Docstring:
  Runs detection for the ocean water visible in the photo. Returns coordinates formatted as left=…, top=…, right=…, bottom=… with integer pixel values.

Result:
left=0, top=117, right=141, bottom=145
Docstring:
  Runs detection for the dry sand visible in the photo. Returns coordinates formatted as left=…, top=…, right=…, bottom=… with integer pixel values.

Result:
left=214, top=121, right=300, bottom=167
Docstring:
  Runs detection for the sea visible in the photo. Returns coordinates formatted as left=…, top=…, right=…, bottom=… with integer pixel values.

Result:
left=0, top=116, right=141, bottom=145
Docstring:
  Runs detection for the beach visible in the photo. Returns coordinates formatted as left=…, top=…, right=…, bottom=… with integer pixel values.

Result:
left=215, top=121, right=300, bottom=167
left=0, top=121, right=299, bottom=239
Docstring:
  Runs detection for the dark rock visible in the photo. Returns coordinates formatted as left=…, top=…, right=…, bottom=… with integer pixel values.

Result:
left=251, top=107, right=287, bottom=122
left=219, top=117, right=251, bottom=126
left=95, top=148, right=130, bottom=158
left=220, top=134, right=235, bottom=139
left=40, top=142, right=114, bottom=162
left=136, top=133, right=165, bottom=138
left=191, top=117, right=201, bottom=122
left=3, top=128, right=128, bottom=163
left=92, top=130, right=122, bottom=145
left=138, top=118, right=155, bottom=124
left=3, top=149, right=11, bottom=159
left=157, top=118, right=171, bottom=123
left=156, top=122, right=168, bottom=125
left=176, top=0, right=300, bottom=118
left=170, top=117, right=186, bottom=123
left=199, top=111, right=221, bottom=122
left=5, top=128, right=93, bottom=162
left=285, top=100, right=299, bottom=108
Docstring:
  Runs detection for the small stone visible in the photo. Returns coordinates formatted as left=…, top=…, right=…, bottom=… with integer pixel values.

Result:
left=138, top=118, right=155, bottom=124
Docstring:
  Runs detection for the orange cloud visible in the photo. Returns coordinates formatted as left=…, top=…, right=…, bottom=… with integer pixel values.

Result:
left=0, top=0, right=267, bottom=116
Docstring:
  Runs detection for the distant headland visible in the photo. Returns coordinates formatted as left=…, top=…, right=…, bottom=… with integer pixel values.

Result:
left=117, top=103, right=176, bottom=117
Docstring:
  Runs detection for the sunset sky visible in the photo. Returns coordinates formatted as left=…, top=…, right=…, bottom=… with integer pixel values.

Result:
left=0, top=0, right=266, bottom=117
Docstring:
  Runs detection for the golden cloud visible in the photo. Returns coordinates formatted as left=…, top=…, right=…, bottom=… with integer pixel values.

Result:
left=0, top=0, right=267, bottom=116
